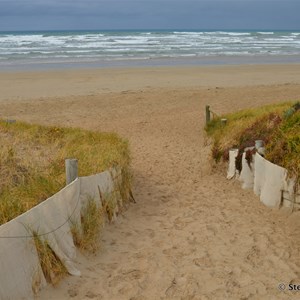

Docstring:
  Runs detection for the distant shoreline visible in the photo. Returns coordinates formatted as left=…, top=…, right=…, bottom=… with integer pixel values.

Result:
left=1, top=54, right=300, bottom=72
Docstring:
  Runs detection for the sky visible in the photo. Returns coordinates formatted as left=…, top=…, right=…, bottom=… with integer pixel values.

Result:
left=0, top=0, right=299, bottom=31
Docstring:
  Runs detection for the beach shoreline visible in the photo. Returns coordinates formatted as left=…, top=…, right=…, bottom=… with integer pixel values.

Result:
left=1, top=54, right=300, bottom=72
left=1, top=63, right=300, bottom=102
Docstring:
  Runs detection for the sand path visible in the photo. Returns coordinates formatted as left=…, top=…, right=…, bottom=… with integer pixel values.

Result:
left=1, top=66, right=300, bottom=299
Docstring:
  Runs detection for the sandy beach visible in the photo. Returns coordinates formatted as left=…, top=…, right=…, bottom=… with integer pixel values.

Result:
left=1, top=64, right=300, bottom=299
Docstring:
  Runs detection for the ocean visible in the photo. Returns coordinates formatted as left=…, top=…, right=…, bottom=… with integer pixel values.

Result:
left=0, top=30, right=300, bottom=70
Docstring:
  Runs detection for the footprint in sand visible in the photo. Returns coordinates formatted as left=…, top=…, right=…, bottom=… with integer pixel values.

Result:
left=187, top=235, right=198, bottom=246
left=193, top=255, right=213, bottom=268
left=165, top=275, right=200, bottom=299
left=162, top=246, right=178, bottom=256
left=205, top=224, right=219, bottom=235
left=146, top=228, right=155, bottom=238
left=68, top=288, right=78, bottom=298
left=85, top=291, right=101, bottom=299
left=173, top=217, right=187, bottom=230
left=161, top=194, right=170, bottom=203
left=121, top=269, right=144, bottom=280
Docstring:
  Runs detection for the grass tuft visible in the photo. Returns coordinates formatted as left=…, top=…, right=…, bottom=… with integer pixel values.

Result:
left=71, top=197, right=103, bottom=253
left=33, top=232, right=67, bottom=285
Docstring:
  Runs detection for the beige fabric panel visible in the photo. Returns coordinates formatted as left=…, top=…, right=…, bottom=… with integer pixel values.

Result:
left=0, top=179, right=81, bottom=299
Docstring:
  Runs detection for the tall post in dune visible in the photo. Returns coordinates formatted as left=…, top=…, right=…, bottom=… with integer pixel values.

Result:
left=205, top=105, right=211, bottom=125
left=221, top=118, right=227, bottom=126
left=65, top=158, right=78, bottom=185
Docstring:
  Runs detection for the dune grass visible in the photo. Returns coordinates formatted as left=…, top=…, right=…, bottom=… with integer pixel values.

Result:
left=0, top=120, right=131, bottom=225
left=205, top=101, right=300, bottom=181
left=70, top=196, right=104, bottom=253
left=33, top=232, right=67, bottom=285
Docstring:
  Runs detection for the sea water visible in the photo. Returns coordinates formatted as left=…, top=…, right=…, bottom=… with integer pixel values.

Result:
left=0, top=30, right=300, bottom=70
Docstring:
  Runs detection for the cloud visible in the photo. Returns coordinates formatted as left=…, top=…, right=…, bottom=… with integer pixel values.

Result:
left=0, top=0, right=299, bottom=30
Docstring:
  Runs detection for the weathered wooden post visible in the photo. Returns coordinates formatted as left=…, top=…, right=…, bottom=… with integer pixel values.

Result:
left=205, top=105, right=211, bottom=124
left=255, top=140, right=264, bottom=149
left=221, top=118, right=227, bottom=126
left=65, top=158, right=78, bottom=185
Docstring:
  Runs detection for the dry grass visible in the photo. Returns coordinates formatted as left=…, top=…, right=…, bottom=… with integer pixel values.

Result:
left=266, top=107, right=300, bottom=181
left=0, top=120, right=131, bottom=225
left=71, top=197, right=104, bottom=253
left=205, top=102, right=300, bottom=181
left=205, top=102, right=291, bottom=152
left=33, top=232, right=67, bottom=285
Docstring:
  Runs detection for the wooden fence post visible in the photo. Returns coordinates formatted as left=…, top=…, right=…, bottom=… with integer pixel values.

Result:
left=221, top=118, right=227, bottom=126
left=65, top=158, right=78, bottom=185
left=205, top=105, right=211, bottom=125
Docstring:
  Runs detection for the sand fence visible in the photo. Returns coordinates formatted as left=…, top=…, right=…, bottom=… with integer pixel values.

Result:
left=228, top=149, right=300, bottom=210
left=0, top=167, right=124, bottom=300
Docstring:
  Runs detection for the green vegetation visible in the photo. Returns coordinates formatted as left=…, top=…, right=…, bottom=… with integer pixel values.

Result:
left=70, top=197, right=104, bottom=253
left=0, top=120, right=131, bottom=225
left=205, top=102, right=300, bottom=181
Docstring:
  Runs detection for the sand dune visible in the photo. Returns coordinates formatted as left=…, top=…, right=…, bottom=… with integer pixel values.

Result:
left=1, top=65, right=300, bottom=299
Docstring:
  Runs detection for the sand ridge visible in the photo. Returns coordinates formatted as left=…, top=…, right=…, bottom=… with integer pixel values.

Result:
left=1, top=65, right=300, bottom=299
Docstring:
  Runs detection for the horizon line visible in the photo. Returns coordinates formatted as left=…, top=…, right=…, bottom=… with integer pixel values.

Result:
left=1, top=28, right=300, bottom=33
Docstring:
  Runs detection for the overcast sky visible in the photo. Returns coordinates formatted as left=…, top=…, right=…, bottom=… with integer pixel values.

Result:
left=0, top=0, right=299, bottom=31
